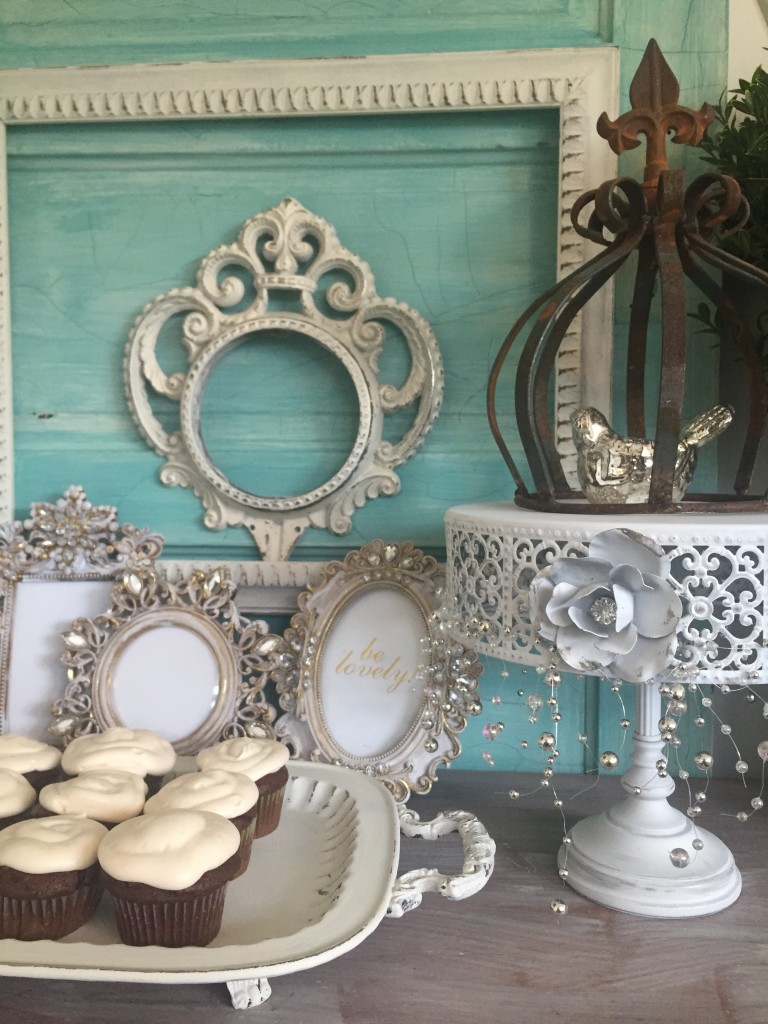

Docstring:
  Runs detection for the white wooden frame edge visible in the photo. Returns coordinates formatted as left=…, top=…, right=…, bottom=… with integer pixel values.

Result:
left=0, top=46, right=619, bottom=597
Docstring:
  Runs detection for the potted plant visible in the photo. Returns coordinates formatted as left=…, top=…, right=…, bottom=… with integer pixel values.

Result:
left=698, top=63, right=768, bottom=272
left=691, top=63, right=768, bottom=489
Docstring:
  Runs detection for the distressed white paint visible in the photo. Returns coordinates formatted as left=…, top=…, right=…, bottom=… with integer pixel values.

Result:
left=0, top=47, right=618, bottom=530
left=560, top=682, right=741, bottom=918
left=0, top=761, right=493, bottom=1008
left=444, top=501, right=761, bottom=915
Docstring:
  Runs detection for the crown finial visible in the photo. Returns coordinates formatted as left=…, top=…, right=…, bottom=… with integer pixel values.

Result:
left=596, top=40, right=715, bottom=189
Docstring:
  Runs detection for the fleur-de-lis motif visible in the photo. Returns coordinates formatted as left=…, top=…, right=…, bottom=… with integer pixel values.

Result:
left=596, top=39, right=714, bottom=188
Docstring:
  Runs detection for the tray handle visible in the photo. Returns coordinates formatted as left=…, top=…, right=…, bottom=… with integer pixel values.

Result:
left=387, top=806, right=495, bottom=918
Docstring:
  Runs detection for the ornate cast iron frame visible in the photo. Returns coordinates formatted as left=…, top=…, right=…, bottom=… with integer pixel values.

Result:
left=0, top=47, right=618, bottom=592
left=52, top=566, right=281, bottom=754
left=271, top=540, right=482, bottom=801
left=125, top=197, right=443, bottom=561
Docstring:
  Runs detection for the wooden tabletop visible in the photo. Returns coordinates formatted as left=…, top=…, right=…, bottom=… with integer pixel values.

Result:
left=0, top=770, right=765, bottom=1024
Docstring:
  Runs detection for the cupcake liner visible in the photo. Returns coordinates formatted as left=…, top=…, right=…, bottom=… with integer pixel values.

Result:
left=109, top=883, right=228, bottom=947
left=230, top=807, right=259, bottom=878
left=0, top=864, right=102, bottom=941
left=102, top=851, right=240, bottom=947
left=253, top=766, right=288, bottom=839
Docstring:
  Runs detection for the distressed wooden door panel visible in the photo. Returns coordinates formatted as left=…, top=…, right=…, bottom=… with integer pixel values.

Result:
left=9, top=111, right=559, bottom=559
left=0, top=0, right=733, bottom=778
left=0, top=0, right=612, bottom=66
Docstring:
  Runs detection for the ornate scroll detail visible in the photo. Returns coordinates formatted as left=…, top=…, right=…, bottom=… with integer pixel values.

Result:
left=387, top=806, right=496, bottom=916
left=684, top=172, right=751, bottom=243
left=51, top=567, right=281, bottom=753
left=125, top=198, right=443, bottom=560
left=0, top=49, right=619, bottom=524
left=445, top=506, right=768, bottom=686
left=271, top=539, right=482, bottom=801
left=0, top=486, right=164, bottom=736
left=0, top=485, right=164, bottom=582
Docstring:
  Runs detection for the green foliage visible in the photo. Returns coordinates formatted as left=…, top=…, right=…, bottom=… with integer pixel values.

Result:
left=698, top=65, right=768, bottom=272
left=688, top=299, right=768, bottom=374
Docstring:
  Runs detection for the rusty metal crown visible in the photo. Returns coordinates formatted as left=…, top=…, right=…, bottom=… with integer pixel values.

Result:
left=487, top=39, right=768, bottom=513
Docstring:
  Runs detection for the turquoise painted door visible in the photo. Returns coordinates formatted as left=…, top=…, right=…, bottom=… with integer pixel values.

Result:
left=0, top=0, right=730, bottom=773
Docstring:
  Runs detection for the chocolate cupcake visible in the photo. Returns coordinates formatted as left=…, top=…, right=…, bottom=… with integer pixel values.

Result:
left=98, top=809, right=240, bottom=947
left=0, top=815, right=108, bottom=940
left=61, top=727, right=176, bottom=793
left=0, top=735, right=62, bottom=792
left=144, top=769, right=258, bottom=876
left=39, top=770, right=148, bottom=826
left=195, top=737, right=289, bottom=838
left=0, top=767, right=37, bottom=828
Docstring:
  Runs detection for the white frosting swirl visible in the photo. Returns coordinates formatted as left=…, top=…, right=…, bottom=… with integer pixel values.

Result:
left=0, top=734, right=62, bottom=773
left=0, top=767, right=37, bottom=817
left=144, top=770, right=258, bottom=819
left=0, top=815, right=107, bottom=873
left=40, top=770, right=148, bottom=823
left=98, top=809, right=240, bottom=889
left=61, top=728, right=176, bottom=777
left=195, top=738, right=289, bottom=781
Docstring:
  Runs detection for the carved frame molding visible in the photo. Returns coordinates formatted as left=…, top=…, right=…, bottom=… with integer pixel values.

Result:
left=0, top=46, right=619, bottom=593
left=271, top=539, right=483, bottom=801
left=52, top=566, right=281, bottom=753
left=125, top=196, right=444, bottom=561
left=0, top=485, right=165, bottom=735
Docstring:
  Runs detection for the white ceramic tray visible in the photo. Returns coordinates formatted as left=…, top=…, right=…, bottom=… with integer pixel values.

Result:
left=0, top=762, right=495, bottom=1010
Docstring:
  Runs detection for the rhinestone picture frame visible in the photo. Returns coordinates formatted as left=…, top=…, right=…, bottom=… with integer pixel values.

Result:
left=52, top=566, right=281, bottom=754
left=0, top=485, right=164, bottom=739
left=272, top=539, right=482, bottom=801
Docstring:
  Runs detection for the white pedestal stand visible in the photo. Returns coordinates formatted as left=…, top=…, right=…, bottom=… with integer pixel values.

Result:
left=558, top=681, right=742, bottom=917
left=443, top=505, right=765, bottom=918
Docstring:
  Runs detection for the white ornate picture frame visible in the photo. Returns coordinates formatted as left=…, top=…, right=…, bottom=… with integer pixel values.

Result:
left=125, top=196, right=443, bottom=561
left=52, top=566, right=281, bottom=754
left=0, top=47, right=618, bottom=591
left=272, top=540, right=482, bottom=801
left=0, top=486, right=164, bottom=741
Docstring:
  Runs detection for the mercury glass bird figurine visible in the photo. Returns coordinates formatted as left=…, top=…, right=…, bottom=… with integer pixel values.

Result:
left=571, top=405, right=733, bottom=504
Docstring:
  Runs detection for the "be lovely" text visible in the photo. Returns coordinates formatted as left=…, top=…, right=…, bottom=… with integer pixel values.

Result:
left=335, top=636, right=417, bottom=693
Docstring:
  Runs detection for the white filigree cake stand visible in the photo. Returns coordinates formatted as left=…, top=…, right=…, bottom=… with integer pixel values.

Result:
left=443, top=503, right=768, bottom=917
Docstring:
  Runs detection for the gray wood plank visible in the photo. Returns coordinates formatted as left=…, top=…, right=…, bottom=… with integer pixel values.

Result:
left=0, top=770, right=763, bottom=1024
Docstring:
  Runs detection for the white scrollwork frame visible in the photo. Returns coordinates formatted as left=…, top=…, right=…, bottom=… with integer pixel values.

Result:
left=271, top=539, right=482, bottom=801
left=125, top=196, right=443, bottom=561
left=0, top=47, right=618, bottom=594
left=0, top=485, right=164, bottom=739
left=52, top=566, right=281, bottom=754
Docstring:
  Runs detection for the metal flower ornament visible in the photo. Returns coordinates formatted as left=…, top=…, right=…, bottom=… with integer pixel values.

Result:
left=528, top=529, right=683, bottom=683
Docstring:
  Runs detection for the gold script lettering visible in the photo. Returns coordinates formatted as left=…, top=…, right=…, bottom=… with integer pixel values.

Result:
left=334, top=636, right=416, bottom=693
